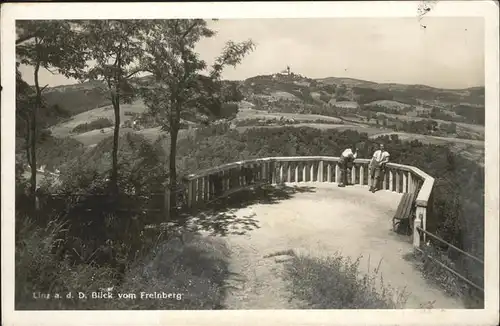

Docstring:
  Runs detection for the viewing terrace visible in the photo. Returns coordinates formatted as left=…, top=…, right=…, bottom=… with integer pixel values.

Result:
left=164, top=157, right=465, bottom=308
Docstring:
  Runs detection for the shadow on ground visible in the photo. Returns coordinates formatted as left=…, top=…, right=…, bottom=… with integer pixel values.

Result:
left=181, top=184, right=316, bottom=237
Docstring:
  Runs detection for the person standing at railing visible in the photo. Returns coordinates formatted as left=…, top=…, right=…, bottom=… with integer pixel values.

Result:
left=338, top=145, right=358, bottom=187
left=369, top=144, right=390, bottom=193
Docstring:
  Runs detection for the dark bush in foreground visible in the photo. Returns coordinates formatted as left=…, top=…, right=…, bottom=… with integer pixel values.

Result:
left=15, top=215, right=231, bottom=310
left=282, top=252, right=410, bottom=309
left=71, top=118, right=114, bottom=134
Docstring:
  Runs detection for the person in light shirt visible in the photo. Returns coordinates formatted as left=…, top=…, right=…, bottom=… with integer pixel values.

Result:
left=369, top=144, right=390, bottom=193
left=338, top=145, right=358, bottom=187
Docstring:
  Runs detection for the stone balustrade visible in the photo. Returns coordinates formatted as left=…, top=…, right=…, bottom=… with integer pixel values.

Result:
left=172, top=156, right=434, bottom=247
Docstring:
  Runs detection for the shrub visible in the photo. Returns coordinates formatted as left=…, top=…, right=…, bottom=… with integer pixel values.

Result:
left=71, top=118, right=114, bottom=134
left=104, top=234, right=231, bottom=309
left=15, top=213, right=231, bottom=310
left=36, top=136, right=86, bottom=171
left=15, top=214, right=119, bottom=309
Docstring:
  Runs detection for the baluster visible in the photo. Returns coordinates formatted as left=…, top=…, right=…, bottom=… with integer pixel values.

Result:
left=294, top=163, right=298, bottom=182
left=327, top=163, right=332, bottom=182
left=191, top=178, right=196, bottom=204
left=389, top=170, right=394, bottom=192
left=318, top=160, right=324, bottom=182
left=220, top=171, right=226, bottom=194
left=395, top=170, right=400, bottom=193
left=209, top=174, right=214, bottom=199
left=403, top=172, right=408, bottom=193
left=253, top=163, right=257, bottom=185
left=235, top=165, right=240, bottom=186
left=384, top=170, right=389, bottom=190
left=359, top=165, right=364, bottom=186
left=351, top=164, right=356, bottom=185
left=245, top=165, right=249, bottom=186
left=414, top=207, right=426, bottom=247
left=287, top=164, right=291, bottom=183
left=204, top=176, right=209, bottom=201
left=253, top=163, right=258, bottom=185
left=260, top=162, right=266, bottom=183
left=270, top=161, right=276, bottom=184
left=200, top=177, right=205, bottom=202
left=310, top=162, right=314, bottom=182
left=408, top=173, right=413, bottom=193
left=335, top=163, right=340, bottom=183
left=270, top=161, right=274, bottom=183
left=302, top=163, right=307, bottom=182
left=242, top=164, right=246, bottom=186
left=248, top=163, right=254, bottom=185
left=193, top=178, right=198, bottom=204
left=187, top=179, right=194, bottom=208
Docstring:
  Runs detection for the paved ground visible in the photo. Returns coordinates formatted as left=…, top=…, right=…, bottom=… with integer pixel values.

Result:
left=221, top=183, right=464, bottom=309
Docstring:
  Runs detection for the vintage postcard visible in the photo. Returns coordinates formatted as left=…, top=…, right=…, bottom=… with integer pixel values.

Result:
left=1, top=1, right=498, bottom=325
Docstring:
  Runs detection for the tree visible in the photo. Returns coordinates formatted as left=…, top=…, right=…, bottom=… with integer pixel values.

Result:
left=16, top=21, right=88, bottom=207
left=445, top=122, right=457, bottom=134
left=80, top=20, right=148, bottom=194
left=335, top=83, right=350, bottom=101
left=140, top=19, right=255, bottom=216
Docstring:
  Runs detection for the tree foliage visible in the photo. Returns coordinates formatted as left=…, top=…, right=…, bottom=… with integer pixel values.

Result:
left=78, top=20, right=149, bottom=192
left=16, top=21, right=88, bottom=203
left=139, top=19, right=255, bottom=214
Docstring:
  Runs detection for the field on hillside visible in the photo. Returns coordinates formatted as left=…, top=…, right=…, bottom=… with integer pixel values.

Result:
left=235, top=123, right=391, bottom=136
left=44, top=89, right=484, bottom=166
left=236, top=107, right=343, bottom=123
left=375, top=112, right=485, bottom=134
left=50, top=100, right=148, bottom=138
left=365, top=100, right=415, bottom=111
left=369, top=131, right=484, bottom=146
left=369, top=131, right=484, bottom=165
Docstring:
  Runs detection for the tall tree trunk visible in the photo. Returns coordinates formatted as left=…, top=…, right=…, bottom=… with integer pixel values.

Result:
left=111, top=49, right=122, bottom=195
left=111, top=95, right=120, bottom=195
left=30, top=60, right=41, bottom=210
left=168, top=125, right=179, bottom=217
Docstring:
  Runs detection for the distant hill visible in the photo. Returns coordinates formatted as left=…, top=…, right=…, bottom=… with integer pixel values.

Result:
left=39, top=73, right=485, bottom=128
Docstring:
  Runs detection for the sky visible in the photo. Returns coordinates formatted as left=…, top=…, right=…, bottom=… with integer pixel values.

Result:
left=18, top=17, right=485, bottom=89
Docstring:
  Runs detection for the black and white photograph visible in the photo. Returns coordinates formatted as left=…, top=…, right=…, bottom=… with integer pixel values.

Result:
left=2, top=1, right=499, bottom=325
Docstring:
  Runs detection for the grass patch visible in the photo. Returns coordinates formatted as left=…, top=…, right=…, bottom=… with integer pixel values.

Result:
left=403, top=247, right=484, bottom=308
left=71, top=118, right=114, bottom=134
left=282, top=251, right=410, bottom=309
left=15, top=215, right=231, bottom=310
left=108, top=233, right=231, bottom=309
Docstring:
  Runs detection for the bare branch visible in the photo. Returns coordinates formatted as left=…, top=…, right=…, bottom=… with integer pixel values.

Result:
left=16, top=33, right=37, bottom=45
left=125, top=69, right=142, bottom=79
left=40, top=84, right=49, bottom=93
left=181, top=22, right=199, bottom=40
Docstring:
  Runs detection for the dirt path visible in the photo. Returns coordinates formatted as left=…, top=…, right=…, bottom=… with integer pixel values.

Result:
left=221, top=183, right=464, bottom=309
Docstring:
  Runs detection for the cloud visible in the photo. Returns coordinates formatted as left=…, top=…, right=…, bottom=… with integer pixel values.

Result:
left=18, top=17, right=484, bottom=89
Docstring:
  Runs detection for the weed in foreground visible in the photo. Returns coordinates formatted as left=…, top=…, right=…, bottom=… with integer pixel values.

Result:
left=15, top=214, right=232, bottom=310
left=403, top=247, right=484, bottom=309
left=281, top=251, right=410, bottom=309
